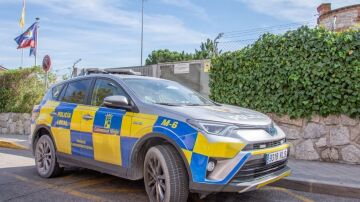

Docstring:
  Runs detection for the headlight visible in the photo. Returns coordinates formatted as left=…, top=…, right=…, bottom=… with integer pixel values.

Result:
left=187, top=120, right=237, bottom=136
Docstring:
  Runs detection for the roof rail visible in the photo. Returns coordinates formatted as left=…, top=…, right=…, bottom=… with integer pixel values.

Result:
left=78, top=68, right=141, bottom=76
left=104, top=68, right=141, bottom=75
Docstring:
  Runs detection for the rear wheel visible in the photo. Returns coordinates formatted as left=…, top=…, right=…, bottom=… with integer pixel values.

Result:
left=144, top=145, right=189, bottom=202
left=35, top=135, right=63, bottom=178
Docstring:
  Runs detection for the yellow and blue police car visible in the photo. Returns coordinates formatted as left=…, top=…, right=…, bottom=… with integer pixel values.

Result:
left=30, top=69, right=290, bottom=202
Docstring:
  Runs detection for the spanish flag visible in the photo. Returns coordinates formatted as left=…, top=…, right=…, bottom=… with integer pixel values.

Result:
left=19, top=0, right=25, bottom=28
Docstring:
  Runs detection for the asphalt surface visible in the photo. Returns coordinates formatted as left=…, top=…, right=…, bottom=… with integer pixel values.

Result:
left=0, top=147, right=359, bottom=202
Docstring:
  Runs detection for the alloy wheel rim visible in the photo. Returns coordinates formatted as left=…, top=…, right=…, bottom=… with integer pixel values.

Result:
left=146, top=156, right=166, bottom=202
left=35, top=139, right=52, bottom=175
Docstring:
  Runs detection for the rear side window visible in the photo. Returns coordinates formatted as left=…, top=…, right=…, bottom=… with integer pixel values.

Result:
left=42, top=84, right=64, bottom=102
left=61, top=79, right=92, bottom=104
left=52, top=84, right=64, bottom=100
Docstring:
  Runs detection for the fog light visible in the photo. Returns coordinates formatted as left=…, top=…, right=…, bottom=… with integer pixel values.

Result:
left=207, top=161, right=216, bottom=172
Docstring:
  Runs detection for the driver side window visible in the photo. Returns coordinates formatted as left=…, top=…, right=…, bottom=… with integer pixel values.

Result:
left=91, top=79, right=126, bottom=106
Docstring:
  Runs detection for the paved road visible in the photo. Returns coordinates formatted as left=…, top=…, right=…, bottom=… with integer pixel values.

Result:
left=0, top=147, right=358, bottom=202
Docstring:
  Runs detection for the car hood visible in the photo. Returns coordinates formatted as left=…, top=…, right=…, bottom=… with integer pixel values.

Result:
left=166, top=104, right=272, bottom=126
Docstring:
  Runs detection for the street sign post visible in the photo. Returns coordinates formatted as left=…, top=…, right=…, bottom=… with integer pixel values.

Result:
left=42, top=55, right=51, bottom=90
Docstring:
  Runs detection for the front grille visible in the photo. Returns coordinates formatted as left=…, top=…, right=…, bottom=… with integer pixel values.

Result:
left=231, top=158, right=287, bottom=182
left=243, top=139, right=285, bottom=151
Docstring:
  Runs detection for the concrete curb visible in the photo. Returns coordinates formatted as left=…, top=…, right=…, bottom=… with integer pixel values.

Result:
left=273, top=176, right=360, bottom=199
left=0, top=140, right=28, bottom=150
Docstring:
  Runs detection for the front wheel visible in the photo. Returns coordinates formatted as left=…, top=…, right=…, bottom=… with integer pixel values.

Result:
left=144, top=145, right=189, bottom=202
left=34, top=135, right=63, bottom=178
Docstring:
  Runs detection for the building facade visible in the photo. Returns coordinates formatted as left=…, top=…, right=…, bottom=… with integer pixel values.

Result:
left=317, top=3, right=360, bottom=31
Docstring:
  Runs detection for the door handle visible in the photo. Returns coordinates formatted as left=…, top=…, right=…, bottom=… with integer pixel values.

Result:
left=82, top=114, right=93, bottom=120
left=50, top=112, right=57, bottom=117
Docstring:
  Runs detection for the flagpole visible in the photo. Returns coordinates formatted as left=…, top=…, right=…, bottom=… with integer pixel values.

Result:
left=140, top=0, right=144, bottom=67
left=20, top=0, right=25, bottom=68
left=34, top=17, right=39, bottom=67
left=21, top=27, right=24, bottom=68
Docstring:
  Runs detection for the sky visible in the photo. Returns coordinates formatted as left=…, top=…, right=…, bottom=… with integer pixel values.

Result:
left=0, top=0, right=358, bottom=77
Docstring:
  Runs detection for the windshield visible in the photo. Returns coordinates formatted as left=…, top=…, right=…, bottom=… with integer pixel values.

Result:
left=123, top=78, right=214, bottom=106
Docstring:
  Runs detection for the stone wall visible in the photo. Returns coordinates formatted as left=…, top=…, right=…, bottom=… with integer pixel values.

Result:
left=0, top=113, right=31, bottom=136
left=1, top=112, right=359, bottom=164
left=269, top=114, right=360, bottom=164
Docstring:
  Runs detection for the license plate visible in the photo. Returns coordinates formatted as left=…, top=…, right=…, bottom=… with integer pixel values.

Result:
left=266, top=149, right=287, bottom=164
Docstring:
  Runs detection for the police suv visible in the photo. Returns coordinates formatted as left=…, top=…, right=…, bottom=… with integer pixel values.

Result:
left=30, top=69, right=290, bottom=202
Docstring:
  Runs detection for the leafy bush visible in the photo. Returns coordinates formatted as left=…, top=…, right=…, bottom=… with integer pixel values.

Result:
left=0, top=67, right=52, bottom=113
left=145, top=39, right=218, bottom=65
left=210, top=26, right=360, bottom=118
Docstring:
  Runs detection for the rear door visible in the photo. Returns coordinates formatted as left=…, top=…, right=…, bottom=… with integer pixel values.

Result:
left=89, top=78, right=130, bottom=166
left=52, top=79, right=93, bottom=157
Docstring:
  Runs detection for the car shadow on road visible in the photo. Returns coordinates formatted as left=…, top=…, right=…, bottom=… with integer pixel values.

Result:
left=0, top=148, right=33, bottom=158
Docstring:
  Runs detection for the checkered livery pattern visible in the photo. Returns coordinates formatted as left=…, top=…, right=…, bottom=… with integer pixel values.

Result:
left=32, top=100, right=289, bottom=185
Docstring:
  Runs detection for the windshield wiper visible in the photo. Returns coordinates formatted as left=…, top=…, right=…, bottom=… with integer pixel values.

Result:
left=184, top=103, right=212, bottom=106
left=155, top=102, right=180, bottom=106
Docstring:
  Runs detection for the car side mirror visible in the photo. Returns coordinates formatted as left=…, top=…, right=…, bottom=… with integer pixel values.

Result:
left=103, top=95, right=129, bottom=109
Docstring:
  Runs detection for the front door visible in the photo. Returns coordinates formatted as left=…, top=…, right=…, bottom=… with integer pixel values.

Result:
left=89, top=78, right=130, bottom=166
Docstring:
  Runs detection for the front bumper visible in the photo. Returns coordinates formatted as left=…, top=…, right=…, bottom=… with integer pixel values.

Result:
left=190, top=166, right=291, bottom=193
left=189, top=141, right=291, bottom=193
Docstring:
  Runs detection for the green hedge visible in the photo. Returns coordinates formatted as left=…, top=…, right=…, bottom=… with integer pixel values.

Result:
left=0, top=67, right=48, bottom=113
left=210, top=26, right=360, bottom=118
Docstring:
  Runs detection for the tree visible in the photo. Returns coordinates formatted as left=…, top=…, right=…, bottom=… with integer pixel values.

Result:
left=145, top=38, right=219, bottom=65
left=145, top=49, right=194, bottom=65
left=194, top=38, right=216, bottom=59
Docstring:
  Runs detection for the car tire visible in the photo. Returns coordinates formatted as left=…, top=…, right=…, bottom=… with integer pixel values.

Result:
left=144, top=145, right=189, bottom=202
left=34, top=135, right=63, bottom=178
